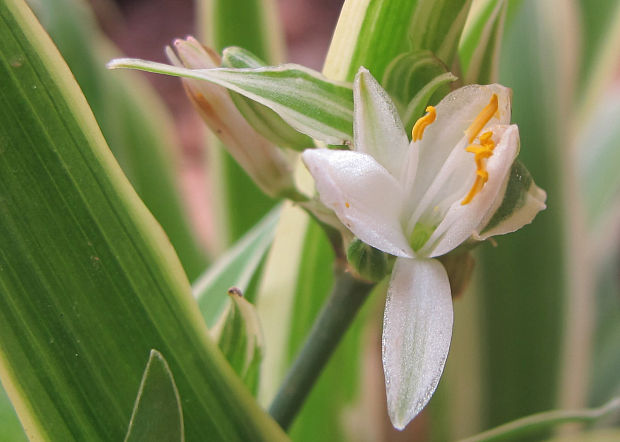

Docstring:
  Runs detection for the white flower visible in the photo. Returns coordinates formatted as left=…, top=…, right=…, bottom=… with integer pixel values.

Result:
left=302, top=68, right=546, bottom=429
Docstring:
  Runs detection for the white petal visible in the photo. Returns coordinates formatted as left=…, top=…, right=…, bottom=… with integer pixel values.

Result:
left=424, top=125, right=520, bottom=257
left=409, top=84, right=512, bottom=208
left=354, top=68, right=411, bottom=180
left=302, top=149, right=413, bottom=257
left=383, top=258, right=453, bottom=430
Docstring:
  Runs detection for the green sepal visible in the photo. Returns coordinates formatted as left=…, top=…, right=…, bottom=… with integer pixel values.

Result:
left=221, top=47, right=314, bottom=151
left=346, top=238, right=391, bottom=283
left=479, top=160, right=546, bottom=239
left=212, top=289, right=264, bottom=395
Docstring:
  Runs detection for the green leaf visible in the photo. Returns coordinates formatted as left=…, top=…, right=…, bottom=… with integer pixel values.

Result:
left=29, top=0, right=208, bottom=280
left=0, top=385, right=26, bottom=442
left=323, top=0, right=470, bottom=83
left=124, top=350, right=184, bottom=442
left=408, top=0, right=473, bottom=66
left=459, top=0, right=508, bottom=84
left=192, top=205, right=281, bottom=327
left=222, top=47, right=314, bottom=150
left=478, top=0, right=577, bottom=428
left=108, top=58, right=355, bottom=145
left=0, top=2, right=287, bottom=440
left=324, top=0, right=421, bottom=82
left=458, top=397, right=620, bottom=442
left=213, top=291, right=264, bottom=395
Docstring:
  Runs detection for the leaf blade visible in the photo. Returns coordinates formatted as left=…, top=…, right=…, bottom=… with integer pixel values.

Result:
left=125, top=350, right=184, bottom=442
left=0, top=2, right=287, bottom=440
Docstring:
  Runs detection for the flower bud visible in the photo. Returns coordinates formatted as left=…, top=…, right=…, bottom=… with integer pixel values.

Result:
left=167, top=37, right=296, bottom=198
left=346, top=237, right=390, bottom=282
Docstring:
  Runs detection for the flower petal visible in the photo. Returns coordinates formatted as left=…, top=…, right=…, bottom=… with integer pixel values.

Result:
left=382, top=257, right=453, bottom=430
left=424, top=125, right=520, bottom=257
left=354, top=68, right=411, bottom=180
left=409, top=84, right=512, bottom=207
left=302, top=149, right=413, bottom=257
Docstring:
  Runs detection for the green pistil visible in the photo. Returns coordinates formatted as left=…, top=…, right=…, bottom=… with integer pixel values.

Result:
left=409, top=222, right=435, bottom=251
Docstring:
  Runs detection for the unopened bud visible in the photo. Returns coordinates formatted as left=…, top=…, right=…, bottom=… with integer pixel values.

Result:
left=347, top=238, right=390, bottom=282
left=167, top=37, right=296, bottom=198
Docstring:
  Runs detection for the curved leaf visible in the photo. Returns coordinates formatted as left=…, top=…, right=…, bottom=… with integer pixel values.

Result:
left=0, top=2, right=287, bottom=440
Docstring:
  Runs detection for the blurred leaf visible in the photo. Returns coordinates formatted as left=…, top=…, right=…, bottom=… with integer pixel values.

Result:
left=589, top=252, right=620, bottom=408
left=213, top=291, right=264, bottom=395
left=459, top=397, right=620, bottom=442
left=577, top=0, right=620, bottom=106
left=0, top=2, right=287, bottom=440
left=108, top=58, right=355, bottom=145
left=199, top=0, right=284, bottom=66
left=198, top=0, right=284, bottom=247
left=459, top=0, right=507, bottom=84
left=478, top=0, right=578, bottom=428
left=192, top=205, right=280, bottom=327
left=578, top=87, right=620, bottom=227
left=28, top=0, right=208, bottom=280
left=222, top=47, right=314, bottom=150
left=124, top=351, right=184, bottom=442
left=409, top=0, right=473, bottom=66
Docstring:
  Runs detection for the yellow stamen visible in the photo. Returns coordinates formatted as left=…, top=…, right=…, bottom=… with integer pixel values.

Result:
left=465, top=94, right=498, bottom=143
left=411, top=106, right=436, bottom=141
left=461, top=130, right=495, bottom=205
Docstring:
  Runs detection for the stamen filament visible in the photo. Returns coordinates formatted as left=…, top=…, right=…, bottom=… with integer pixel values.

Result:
left=411, top=106, right=436, bottom=141
left=465, top=94, right=498, bottom=143
left=461, top=130, right=495, bottom=205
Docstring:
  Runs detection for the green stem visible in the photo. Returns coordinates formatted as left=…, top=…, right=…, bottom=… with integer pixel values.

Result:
left=268, top=269, right=374, bottom=430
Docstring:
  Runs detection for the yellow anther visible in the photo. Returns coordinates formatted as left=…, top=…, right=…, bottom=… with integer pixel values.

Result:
left=465, top=94, right=498, bottom=143
left=461, top=130, right=496, bottom=205
left=411, top=106, right=436, bottom=141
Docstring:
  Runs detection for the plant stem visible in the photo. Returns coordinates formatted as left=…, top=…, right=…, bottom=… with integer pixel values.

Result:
left=268, top=269, right=374, bottom=430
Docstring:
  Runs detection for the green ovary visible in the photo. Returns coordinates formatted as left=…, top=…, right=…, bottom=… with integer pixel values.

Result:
left=409, top=222, right=436, bottom=252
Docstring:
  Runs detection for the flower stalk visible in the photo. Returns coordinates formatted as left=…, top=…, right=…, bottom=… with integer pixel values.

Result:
left=268, top=269, right=374, bottom=430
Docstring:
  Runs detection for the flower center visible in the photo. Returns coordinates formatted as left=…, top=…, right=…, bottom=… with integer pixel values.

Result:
left=461, top=131, right=496, bottom=205
left=411, top=106, right=436, bottom=141
left=408, top=222, right=435, bottom=252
